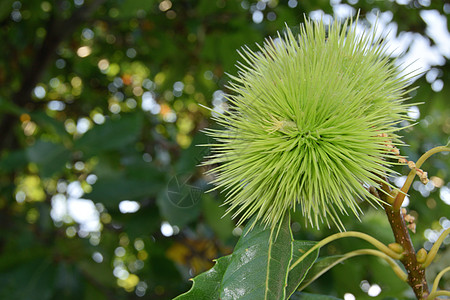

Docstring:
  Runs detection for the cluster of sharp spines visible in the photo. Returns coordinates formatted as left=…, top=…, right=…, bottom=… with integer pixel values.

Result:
left=203, top=16, right=413, bottom=231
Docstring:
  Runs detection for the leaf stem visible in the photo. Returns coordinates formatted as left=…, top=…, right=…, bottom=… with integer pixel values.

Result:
left=423, top=228, right=450, bottom=268
left=426, top=290, right=450, bottom=299
left=394, top=146, right=450, bottom=210
left=289, top=231, right=402, bottom=272
left=430, top=266, right=450, bottom=294
left=298, top=249, right=407, bottom=291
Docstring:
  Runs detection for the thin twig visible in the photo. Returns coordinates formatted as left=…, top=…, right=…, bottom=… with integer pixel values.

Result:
left=394, top=146, right=450, bottom=210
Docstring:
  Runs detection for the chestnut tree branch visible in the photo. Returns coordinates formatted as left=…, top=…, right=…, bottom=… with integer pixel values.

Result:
left=378, top=180, right=429, bottom=299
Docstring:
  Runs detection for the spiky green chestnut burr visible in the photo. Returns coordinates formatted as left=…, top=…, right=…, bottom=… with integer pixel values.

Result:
left=204, top=17, right=412, bottom=230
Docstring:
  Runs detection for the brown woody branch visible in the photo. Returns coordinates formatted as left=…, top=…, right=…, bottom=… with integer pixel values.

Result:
left=377, top=181, right=429, bottom=299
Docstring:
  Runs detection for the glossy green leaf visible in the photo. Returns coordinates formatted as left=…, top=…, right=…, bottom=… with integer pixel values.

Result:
left=285, top=241, right=319, bottom=297
left=298, top=255, right=346, bottom=292
left=219, top=213, right=293, bottom=300
left=289, top=292, right=342, bottom=300
left=174, top=255, right=232, bottom=300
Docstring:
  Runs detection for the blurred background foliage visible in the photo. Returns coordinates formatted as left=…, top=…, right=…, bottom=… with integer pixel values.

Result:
left=0, top=0, right=449, bottom=299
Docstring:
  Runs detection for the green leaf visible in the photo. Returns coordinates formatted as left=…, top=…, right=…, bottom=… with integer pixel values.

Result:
left=289, top=292, right=342, bottom=300
left=87, top=174, right=164, bottom=207
left=0, top=150, right=28, bottom=173
left=285, top=241, right=319, bottom=297
left=156, top=188, right=201, bottom=228
left=202, top=195, right=234, bottom=240
left=84, top=282, right=107, bottom=300
left=74, top=113, right=143, bottom=155
left=30, top=111, right=70, bottom=140
left=115, top=205, right=160, bottom=239
left=86, top=158, right=164, bottom=207
left=26, top=140, right=71, bottom=177
left=0, top=247, right=50, bottom=271
left=116, top=0, right=156, bottom=18
left=78, top=259, right=116, bottom=289
left=54, top=262, right=83, bottom=300
left=297, top=255, right=346, bottom=292
left=219, top=213, right=293, bottom=300
left=0, top=96, right=23, bottom=115
left=174, top=255, right=232, bottom=300
left=176, top=131, right=210, bottom=173
left=0, top=257, right=56, bottom=300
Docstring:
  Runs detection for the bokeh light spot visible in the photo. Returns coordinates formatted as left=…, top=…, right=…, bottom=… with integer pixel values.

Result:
left=119, top=200, right=140, bottom=213
left=344, top=293, right=355, bottom=300
left=160, top=222, right=174, bottom=237
left=368, top=284, right=382, bottom=297
left=77, top=46, right=92, bottom=58
left=252, top=10, right=263, bottom=23
left=159, top=0, right=172, bottom=11
left=92, top=252, right=103, bottom=263
left=34, top=86, right=46, bottom=99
